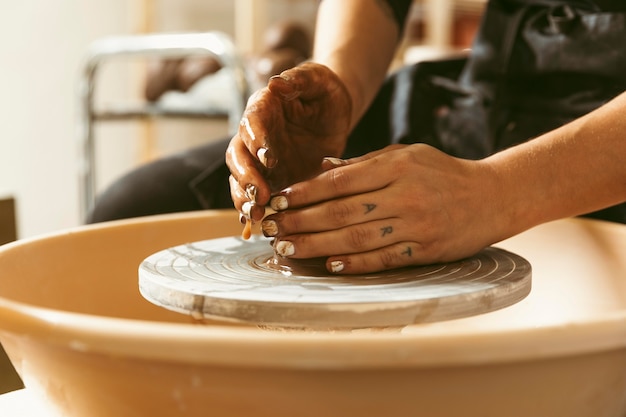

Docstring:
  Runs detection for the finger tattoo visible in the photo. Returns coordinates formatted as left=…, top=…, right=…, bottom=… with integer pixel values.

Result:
left=381, top=226, right=393, bottom=237
left=363, top=203, right=377, bottom=214
left=402, top=247, right=413, bottom=257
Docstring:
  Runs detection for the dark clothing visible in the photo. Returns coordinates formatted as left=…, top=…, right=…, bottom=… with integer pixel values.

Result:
left=507, top=0, right=625, bottom=10
left=382, top=0, right=412, bottom=33
left=88, top=0, right=626, bottom=224
left=88, top=139, right=232, bottom=222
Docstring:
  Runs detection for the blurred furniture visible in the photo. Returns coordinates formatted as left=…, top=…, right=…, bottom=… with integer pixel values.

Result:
left=0, top=197, right=22, bottom=395
left=403, top=0, right=485, bottom=64
left=0, top=197, right=16, bottom=246
left=422, top=0, right=485, bottom=49
left=79, top=32, right=251, bottom=220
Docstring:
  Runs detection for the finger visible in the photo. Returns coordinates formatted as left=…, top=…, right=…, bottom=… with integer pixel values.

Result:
left=238, top=89, right=280, bottom=169
left=320, top=157, right=348, bottom=172
left=228, top=174, right=247, bottom=211
left=262, top=192, right=392, bottom=237
left=268, top=62, right=343, bottom=102
left=226, top=137, right=271, bottom=208
left=269, top=155, right=393, bottom=211
left=272, top=218, right=407, bottom=259
left=325, top=242, right=433, bottom=275
left=320, top=145, right=408, bottom=173
left=229, top=175, right=266, bottom=221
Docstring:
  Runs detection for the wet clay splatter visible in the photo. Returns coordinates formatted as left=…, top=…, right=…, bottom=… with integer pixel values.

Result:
left=242, top=219, right=252, bottom=240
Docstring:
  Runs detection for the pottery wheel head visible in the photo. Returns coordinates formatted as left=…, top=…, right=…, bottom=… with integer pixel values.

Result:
left=138, top=235, right=531, bottom=329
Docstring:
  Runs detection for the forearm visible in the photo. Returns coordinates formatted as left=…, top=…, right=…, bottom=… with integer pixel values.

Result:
left=486, top=91, right=626, bottom=239
left=313, top=0, right=402, bottom=130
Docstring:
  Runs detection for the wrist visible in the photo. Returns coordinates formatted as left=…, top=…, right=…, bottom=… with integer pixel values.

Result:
left=481, top=145, right=554, bottom=242
left=312, top=54, right=366, bottom=131
left=477, top=156, right=534, bottom=244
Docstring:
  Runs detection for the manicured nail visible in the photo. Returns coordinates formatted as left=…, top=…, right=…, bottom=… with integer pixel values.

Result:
left=268, top=75, right=300, bottom=100
left=323, top=157, right=345, bottom=167
left=270, top=196, right=288, bottom=211
left=321, top=157, right=347, bottom=171
left=257, top=147, right=277, bottom=169
left=244, top=184, right=257, bottom=203
left=241, top=201, right=253, bottom=219
left=275, top=240, right=294, bottom=257
left=270, top=73, right=291, bottom=82
left=257, top=148, right=268, bottom=166
left=330, top=260, right=344, bottom=273
left=261, top=219, right=278, bottom=237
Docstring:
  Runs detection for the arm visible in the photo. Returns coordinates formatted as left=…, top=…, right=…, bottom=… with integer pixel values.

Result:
left=261, top=91, right=626, bottom=273
left=486, top=91, right=626, bottom=240
left=313, top=0, right=406, bottom=129
left=226, top=0, right=410, bottom=221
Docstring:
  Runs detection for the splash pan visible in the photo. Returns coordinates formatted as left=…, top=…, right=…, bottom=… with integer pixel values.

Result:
left=1, top=210, right=626, bottom=417
left=139, top=236, right=531, bottom=328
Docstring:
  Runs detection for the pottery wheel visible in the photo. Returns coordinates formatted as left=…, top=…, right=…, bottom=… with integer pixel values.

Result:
left=139, top=235, right=531, bottom=329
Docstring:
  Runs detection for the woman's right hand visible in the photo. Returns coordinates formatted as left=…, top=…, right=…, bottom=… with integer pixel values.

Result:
left=226, top=62, right=353, bottom=221
left=259, top=144, right=505, bottom=274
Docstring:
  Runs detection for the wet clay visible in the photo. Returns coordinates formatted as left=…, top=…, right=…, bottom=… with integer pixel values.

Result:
left=139, top=235, right=532, bottom=328
left=264, top=254, right=329, bottom=276
left=241, top=219, right=252, bottom=240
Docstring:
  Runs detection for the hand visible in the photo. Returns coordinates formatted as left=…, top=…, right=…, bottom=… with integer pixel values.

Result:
left=226, top=62, right=353, bottom=221
left=260, top=144, right=507, bottom=274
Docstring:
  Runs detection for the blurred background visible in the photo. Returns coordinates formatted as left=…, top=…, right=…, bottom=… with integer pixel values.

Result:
left=0, top=0, right=484, bottom=394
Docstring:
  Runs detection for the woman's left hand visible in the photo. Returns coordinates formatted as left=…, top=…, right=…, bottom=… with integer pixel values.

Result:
left=261, top=144, right=509, bottom=274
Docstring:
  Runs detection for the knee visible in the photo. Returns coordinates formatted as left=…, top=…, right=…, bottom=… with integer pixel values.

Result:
left=86, top=158, right=201, bottom=224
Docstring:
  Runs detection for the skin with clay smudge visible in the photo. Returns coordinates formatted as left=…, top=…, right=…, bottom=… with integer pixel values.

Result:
left=226, top=63, right=353, bottom=224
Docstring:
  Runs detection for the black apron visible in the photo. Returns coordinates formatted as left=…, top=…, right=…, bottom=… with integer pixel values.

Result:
left=347, top=0, right=626, bottom=223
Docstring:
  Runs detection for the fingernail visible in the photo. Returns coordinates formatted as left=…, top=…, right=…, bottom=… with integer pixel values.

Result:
left=270, top=73, right=291, bottom=82
left=268, top=75, right=300, bottom=100
left=321, top=157, right=346, bottom=171
left=257, top=147, right=277, bottom=169
left=270, top=196, right=288, bottom=211
left=238, top=212, right=246, bottom=225
left=323, top=157, right=345, bottom=167
left=330, top=260, right=344, bottom=273
left=257, top=148, right=268, bottom=166
left=241, top=201, right=253, bottom=219
left=275, top=240, right=295, bottom=257
left=244, top=184, right=257, bottom=203
left=261, top=219, right=278, bottom=237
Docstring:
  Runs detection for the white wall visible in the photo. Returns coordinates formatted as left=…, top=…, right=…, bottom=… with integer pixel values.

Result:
left=0, top=0, right=319, bottom=239
left=0, top=1, right=141, bottom=238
